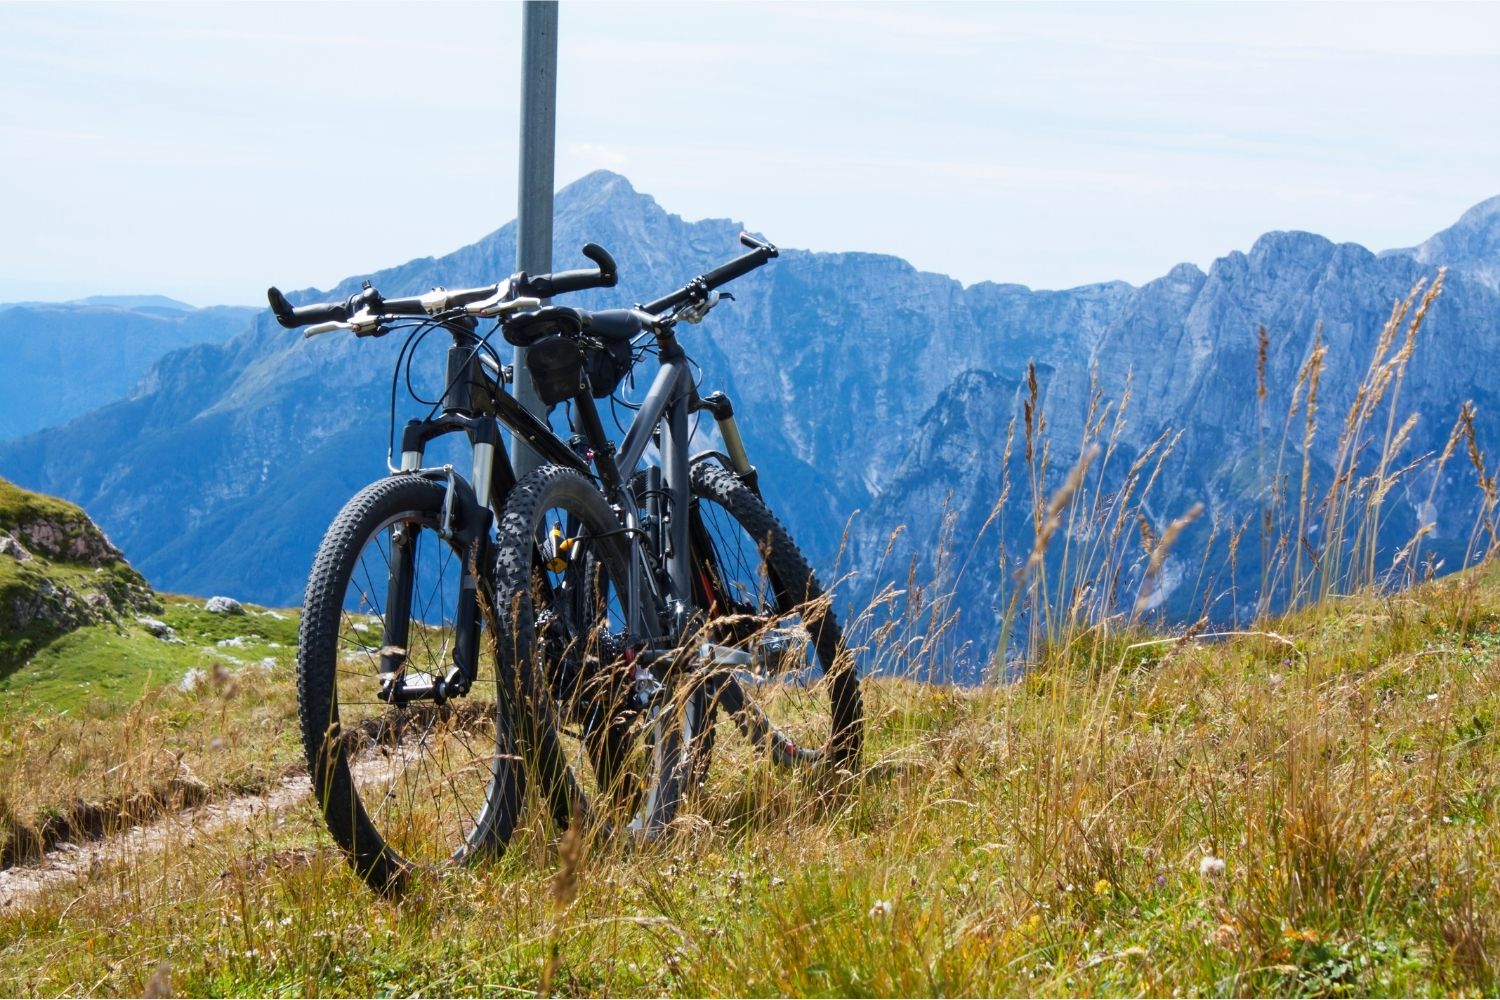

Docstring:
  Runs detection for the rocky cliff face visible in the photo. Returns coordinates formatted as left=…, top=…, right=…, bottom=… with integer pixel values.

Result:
left=0, top=478, right=156, bottom=661
left=1, top=172, right=1496, bottom=674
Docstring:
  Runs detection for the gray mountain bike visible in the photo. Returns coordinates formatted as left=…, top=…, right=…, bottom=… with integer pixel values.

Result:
left=490, top=233, right=863, bottom=841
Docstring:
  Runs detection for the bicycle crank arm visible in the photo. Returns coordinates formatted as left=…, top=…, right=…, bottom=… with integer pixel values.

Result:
left=632, top=640, right=754, bottom=673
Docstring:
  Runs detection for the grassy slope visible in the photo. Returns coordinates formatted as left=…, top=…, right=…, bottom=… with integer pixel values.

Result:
left=0, top=596, right=302, bottom=864
left=0, top=594, right=299, bottom=712
left=0, top=475, right=156, bottom=671
left=1, top=568, right=1498, bottom=996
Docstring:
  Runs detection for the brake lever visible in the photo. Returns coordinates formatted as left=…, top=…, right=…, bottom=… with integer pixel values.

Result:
left=677, top=291, right=722, bottom=325
left=467, top=293, right=542, bottom=318
left=348, top=308, right=383, bottom=336
left=304, top=307, right=385, bottom=339
left=303, top=321, right=350, bottom=338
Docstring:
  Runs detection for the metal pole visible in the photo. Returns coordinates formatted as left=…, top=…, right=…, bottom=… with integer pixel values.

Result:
left=513, top=0, right=558, bottom=478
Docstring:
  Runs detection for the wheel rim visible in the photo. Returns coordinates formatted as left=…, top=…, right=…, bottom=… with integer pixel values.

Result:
left=326, top=508, right=507, bottom=866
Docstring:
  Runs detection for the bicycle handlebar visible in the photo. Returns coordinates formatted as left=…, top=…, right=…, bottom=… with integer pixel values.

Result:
left=503, top=233, right=781, bottom=345
left=640, top=232, right=777, bottom=315
left=265, top=243, right=619, bottom=331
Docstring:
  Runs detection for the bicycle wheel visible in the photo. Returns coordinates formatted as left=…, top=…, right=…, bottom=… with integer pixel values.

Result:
left=684, top=461, right=863, bottom=785
left=493, top=464, right=703, bottom=840
left=298, top=475, right=519, bottom=892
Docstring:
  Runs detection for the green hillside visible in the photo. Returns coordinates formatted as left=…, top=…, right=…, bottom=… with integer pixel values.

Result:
left=0, top=476, right=157, bottom=678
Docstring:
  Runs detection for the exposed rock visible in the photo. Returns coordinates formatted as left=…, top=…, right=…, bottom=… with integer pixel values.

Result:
left=204, top=596, right=243, bottom=615
left=11, top=518, right=122, bottom=566
left=137, top=616, right=170, bottom=636
left=0, top=478, right=157, bottom=645
left=136, top=617, right=183, bottom=644
left=0, top=532, right=31, bottom=562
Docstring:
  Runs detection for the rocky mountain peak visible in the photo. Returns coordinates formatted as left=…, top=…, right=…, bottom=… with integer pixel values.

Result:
left=1398, top=194, right=1500, bottom=289
left=559, top=169, right=641, bottom=205
left=1246, top=229, right=1337, bottom=267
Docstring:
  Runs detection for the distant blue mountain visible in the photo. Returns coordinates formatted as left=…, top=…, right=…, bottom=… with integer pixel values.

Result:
left=0, top=300, right=258, bottom=440
left=66, top=294, right=198, bottom=311
left=2, top=172, right=1496, bottom=676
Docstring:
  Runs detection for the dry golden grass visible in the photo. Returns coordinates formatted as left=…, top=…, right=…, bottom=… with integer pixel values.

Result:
left=2, top=562, right=1498, bottom=996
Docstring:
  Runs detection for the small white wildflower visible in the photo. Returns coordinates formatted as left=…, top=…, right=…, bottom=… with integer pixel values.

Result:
left=1199, top=855, right=1226, bottom=878
left=868, top=899, right=893, bottom=919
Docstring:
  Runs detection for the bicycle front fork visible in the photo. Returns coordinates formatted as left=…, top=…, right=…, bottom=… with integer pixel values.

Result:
left=379, top=414, right=504, bottom=705
left=697, top=391, right=759, bottom=495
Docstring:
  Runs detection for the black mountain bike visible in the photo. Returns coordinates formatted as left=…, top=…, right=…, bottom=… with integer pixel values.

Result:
left=268, top=247, right=620, bottom=890
left=271, top=234, right=861, bottom=890
left=489, top=234, right=863, bottom=842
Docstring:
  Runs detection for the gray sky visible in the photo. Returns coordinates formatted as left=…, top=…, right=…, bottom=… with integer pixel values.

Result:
left=2, top=1, right=1497, bottom=306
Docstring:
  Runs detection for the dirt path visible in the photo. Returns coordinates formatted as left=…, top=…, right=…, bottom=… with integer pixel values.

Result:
left=1, top=728, right=474, bottom=913
left=0, top=771, right=316, bottom=913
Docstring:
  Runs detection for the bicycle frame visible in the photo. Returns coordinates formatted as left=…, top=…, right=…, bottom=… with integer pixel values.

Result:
left=375, top=310, right=760, bottom=701
left=564, top=325, right=759, bottom=653
left=613, top=354, right=695, bottom=624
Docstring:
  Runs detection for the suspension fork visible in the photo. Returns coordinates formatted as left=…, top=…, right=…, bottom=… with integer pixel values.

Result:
left=384, top=413, right=504, bottom=699
left=380, top=522, right=417, bottom=678
left=695, top=391, right=760, bottom=495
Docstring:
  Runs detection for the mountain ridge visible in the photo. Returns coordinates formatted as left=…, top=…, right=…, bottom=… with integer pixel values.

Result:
left=2, top=171, right=1497, bottom=667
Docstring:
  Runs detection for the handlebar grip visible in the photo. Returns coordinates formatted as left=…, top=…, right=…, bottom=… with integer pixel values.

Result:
left=638, top=236, right=779, bottom=315
left=699, top=244, right=777, bottom=290
left=525, top=243, right=619, bottom=298
left=581, top=242, right=618, bottom=282
left=266, top=286, right=349, bottom=329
